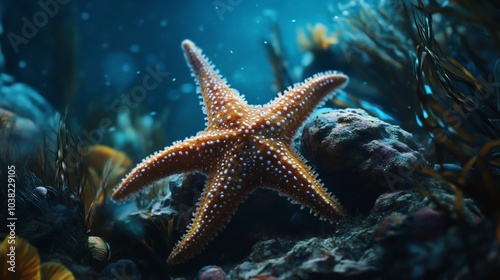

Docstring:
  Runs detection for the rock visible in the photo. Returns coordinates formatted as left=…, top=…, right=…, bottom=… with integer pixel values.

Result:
left=376, top=215, right=497, bottom=279
left=369, top=186, right=483, bottom=225
left=100, top=259, right=142, bottom=280
left=301, top=108, right=429, bottom=212
left=0, top=82, right=58, bottom=128
left=229, top=236, right=379, bottom=279
left=227, top=182, right=488, bottom=279
left=0, top=81, right=59, bottom=159
left=369, top=184, right=489, bottom=279
left=374, top=207, right=452, bottom=241
left=196, top=266, right=227, bottom=280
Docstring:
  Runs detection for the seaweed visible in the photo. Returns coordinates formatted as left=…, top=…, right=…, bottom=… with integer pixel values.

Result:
left=411, top=0, right=500, bottom=226
left=339, top=1, right=423, bottom=127
left=330, top=0, right=499, bottom=209
left=319, top=0, right=500, bottom=274
left=413, top=1, right=500, bottom=152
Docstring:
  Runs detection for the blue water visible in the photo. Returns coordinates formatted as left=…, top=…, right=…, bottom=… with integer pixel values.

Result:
left=5, top=0, right=495, bottom=157
left=0, top=0, right=372, bottom=168
left=72, top=1, right=339, bottom=141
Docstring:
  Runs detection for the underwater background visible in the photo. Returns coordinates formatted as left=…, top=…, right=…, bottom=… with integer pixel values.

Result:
left=2, top=0, right=349, bottom=150
left=0, top=0, right=499, bottom=279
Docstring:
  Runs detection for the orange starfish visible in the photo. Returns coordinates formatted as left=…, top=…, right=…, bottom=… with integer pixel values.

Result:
left=112, top=40, right=348, bottom=264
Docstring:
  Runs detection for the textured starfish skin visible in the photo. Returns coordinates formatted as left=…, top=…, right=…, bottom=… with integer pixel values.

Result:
left=112, top=40, right=348, bottom=264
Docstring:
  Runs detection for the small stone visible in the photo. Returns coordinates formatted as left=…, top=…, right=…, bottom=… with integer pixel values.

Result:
left=197, top=266, right=227, bottom=280
left=34, top=186, right=48, bottom=197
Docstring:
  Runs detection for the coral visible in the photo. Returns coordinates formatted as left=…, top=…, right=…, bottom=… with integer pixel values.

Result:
left=297, top=23, right=341, bottom=51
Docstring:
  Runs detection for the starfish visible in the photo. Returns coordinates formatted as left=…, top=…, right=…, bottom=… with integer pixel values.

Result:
left=112, top=39, right=348, bottom=264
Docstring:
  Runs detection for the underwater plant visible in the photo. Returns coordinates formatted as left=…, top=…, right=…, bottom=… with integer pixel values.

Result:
left=407, top=0, right=500, bottom=239
left=297, top=23, right=341, bottom=52
left=320, top=0, right=499, bottom=220
left=350, top=9, right=500, bottom=276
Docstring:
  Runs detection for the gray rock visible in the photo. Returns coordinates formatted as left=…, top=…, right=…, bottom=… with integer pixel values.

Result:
left=227, top=184, right=486, bottom=279
left=302, top=108, right=427, bottom=190
left=0, top=81, right=59, bottom=159
left=301, top=108, right=429, bottom=212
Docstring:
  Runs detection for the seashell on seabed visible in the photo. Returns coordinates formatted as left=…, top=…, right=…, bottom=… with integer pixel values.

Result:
left=88, top=236, right=111, bottom=262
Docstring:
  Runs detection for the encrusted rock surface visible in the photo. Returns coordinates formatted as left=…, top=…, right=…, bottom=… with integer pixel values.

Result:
left=227, top=184, right=486, bottom=280
left=301, top=108, right=430, bottom=212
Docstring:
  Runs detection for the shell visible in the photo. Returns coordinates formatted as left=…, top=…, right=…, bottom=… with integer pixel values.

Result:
left=40, top=262, right=75, bottom=280
left=88, top=236, right=111, bottom=262
left=0, top=236, right=40, bottom=279
left=34, top=186, right=48, bottom=197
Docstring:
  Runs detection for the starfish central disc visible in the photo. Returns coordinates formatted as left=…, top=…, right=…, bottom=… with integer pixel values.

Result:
left=112, top=39, right=348, bottom=264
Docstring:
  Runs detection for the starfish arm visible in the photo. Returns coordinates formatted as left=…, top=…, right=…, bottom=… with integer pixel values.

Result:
left=167, top=153, right=254, bottom=264
left=112, top=131, right=237, bottom=201
left=182, top=40, right=250, bottom=130
left=255, top=138, right=344, bottom=221
left=264, top=72, right=348, bottom=139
